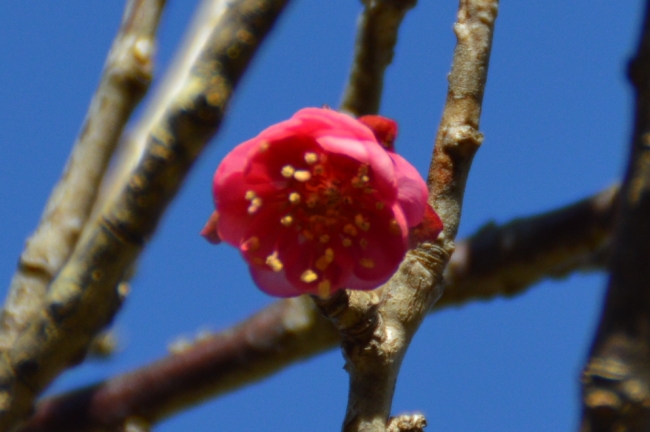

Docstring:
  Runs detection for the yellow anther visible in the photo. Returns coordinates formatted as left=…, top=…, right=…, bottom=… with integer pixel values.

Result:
left=280, top=215, right=293, bottom=226
left=360, top=258, right=375, bottom=269
left=240, top=236, right=260, bottom=252
left=318, top=280, right=331, bottom=298
left=319, top=234, right=330, bottom=243
left=247, top=197, right=262, bottom=214
left=354, top=214, right=370, bottom=231
left=258, top=141, right=270, bottom=152
left=281, top=165, right=295, bottom=178
left=304, top=152, right=318, bottom=164
left=376, top=202, right=385, bottom=210
left=342, top=237, right=352, bottom=247
left=245, top=190, right=256, bottom=200
left=315, top=248, right=335, bottom=271
left=294, top=170, right=312, bottom=182
left=361, top=175, right=369, bottom=183
left=266, top=253, right=284, bottom=272
left=289, top=192, right=301, bottom=204
left=300, top=269, right=318, bottom=283
left=344, top=224, right=358, bottom=236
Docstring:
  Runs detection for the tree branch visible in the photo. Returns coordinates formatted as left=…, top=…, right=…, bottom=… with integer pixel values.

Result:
left=579, top=1, right=650, bottom=429
left=20, top=297, right=337, bottom=432
left=17, top=183, right=617, bottom=432
left=97, top=0, right=230, bottom=210
left=325, top=1, right=499, bottom=429
left=0, top=0, right=290, bottom=429
left=441, top=185, right=617, bottom=309
left=340, top=0, right=417, bottom=117
left=0, top=0, right=165, bottom=354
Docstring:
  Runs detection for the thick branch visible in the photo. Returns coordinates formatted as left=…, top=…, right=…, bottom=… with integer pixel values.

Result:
left=19, top=186, right=614, bottom=432
left=580, top=1, right=650, bottom=430
left=340, top=0, right=417, bottom=116
left=0, top=0, right=165, bottom=354
left=0, top=0, right=290, bottom=429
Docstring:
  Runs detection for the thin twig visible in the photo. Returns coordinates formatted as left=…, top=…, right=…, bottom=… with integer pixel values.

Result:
left=0, top=0, right=165, bottom=354
left=340, top=0, right=417, bottom=116
left=18, top=184, right=616, bottom=432
left=579, top=1, right=650, bottom=429
left=0, top=0, right=290, bottom=429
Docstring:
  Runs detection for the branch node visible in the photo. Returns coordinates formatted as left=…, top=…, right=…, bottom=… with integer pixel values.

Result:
left=387, top=413, right=427, bottom=432
left=311, top=290, right=380, bottom=341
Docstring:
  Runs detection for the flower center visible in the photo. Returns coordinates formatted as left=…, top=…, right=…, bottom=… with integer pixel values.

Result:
left=274, top=151, right=379, bottom=248
left=243, top=149, right=394, bottom=294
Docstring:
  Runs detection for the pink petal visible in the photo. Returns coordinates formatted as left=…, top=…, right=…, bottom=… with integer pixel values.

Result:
left=214, top=172, right=250, bottom=246
left=346, top=204, right=408, bottom=290
left=213, top=138, right=260, bottom=191
left=388, top=152, right=428, bottom=227
left=250, top=266, right=303, bottom=297
left=292, top=108, right=377, bottom=142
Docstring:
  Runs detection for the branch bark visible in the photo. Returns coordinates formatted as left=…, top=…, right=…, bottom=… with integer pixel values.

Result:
left=97, top=0, right=230, bottom=211
left=442, top=185, right=616, bottom=309
left=0, top=0, right=165, bottom=354
left=325, top=2, right=499, bottom=430
left=340, top=0, right=417, bottom=116
left=19, top=185, right=615, bottom=432
left=0, top=0, right=290, bottom=429
left=579, top=1, right=650, bottom=429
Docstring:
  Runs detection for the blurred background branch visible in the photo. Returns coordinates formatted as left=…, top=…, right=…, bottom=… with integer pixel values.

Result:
left=340, top=0, right=417, bottom=116
left=0, top=0, right=165, bottom=355
left=580, top=0, right=650, bottom=429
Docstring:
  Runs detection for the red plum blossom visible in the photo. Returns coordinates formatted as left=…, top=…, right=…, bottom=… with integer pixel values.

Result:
left=202, top=108, right=441, bottom=297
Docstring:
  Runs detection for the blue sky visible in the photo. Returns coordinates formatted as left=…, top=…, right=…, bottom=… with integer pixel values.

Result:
left=0, top=1, right=644, bottom=430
